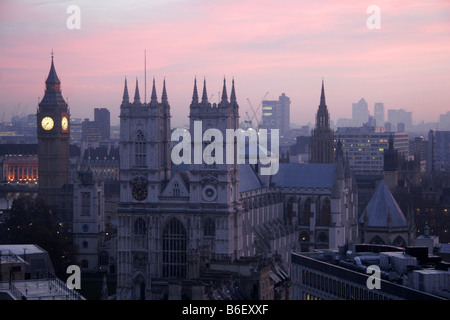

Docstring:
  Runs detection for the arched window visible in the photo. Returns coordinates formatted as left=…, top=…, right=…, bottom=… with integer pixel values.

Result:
left=134, top=218, right=147, bottom=236
left=99, top=251, right=109, bottom=266
left=393, top=236, right=406, bottom=248
left=321, top=199, right=331, bottom=226
left=203, top=218, right=215, bottom=237
left=173, top=182, right=180, bottom=197
left=135, top=131, right=146, bottom=167
left=302, top=198, right=311, bottom=225
left=370, top=235, right=385, bottom=245
left=162, top=218, right=187, bottom=278
left=317, top=232, right=329, bottom=243
left=81, top=259, right=88, bottom=269
left=82, top=241, right=88, bottom=249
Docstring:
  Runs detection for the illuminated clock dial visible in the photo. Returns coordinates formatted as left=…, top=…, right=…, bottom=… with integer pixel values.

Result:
left=61, top=116, right=69, bottom=131
left=41, top=116, right=54, bottom=130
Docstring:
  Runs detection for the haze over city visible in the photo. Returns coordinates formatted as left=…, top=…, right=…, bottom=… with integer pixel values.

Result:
left=1, top=0, right=449, bottom=127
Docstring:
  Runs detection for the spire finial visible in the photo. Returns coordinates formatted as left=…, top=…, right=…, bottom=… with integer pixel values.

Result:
left=162, top=77, right=168, bottom=104
left=230, top=77, right=237, bottom=104
left=201, top=77, right=208, bottom=104
left=191, top=77, right=199, bottom=105
left=221, top=77, right=228, bottom=103
left=150, top=77, right=157, bottom=105
left=134, top=77, right=141, bottom=104
left=122, top=76, right=129, bottom=104
left=320, top=78, right=326, bottom=107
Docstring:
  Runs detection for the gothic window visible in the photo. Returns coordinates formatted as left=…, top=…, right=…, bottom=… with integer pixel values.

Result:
left=162, top=218, right=187, bottom=278
left=173, top=182, right=180, bottom=197
left=134, top=131, right=146, bottom=167
left=81, top=192, right=90, bottom=216
left=321, top=199, right=331, bottom=226
left=82, top=241, right=88, bottom=248
left=99, top=251, right=109, bottom=266
left=134, top=218, right=147, bottom=236
left=393, top=236, right=406, bottom=248
left=370, top=235, right=385, bottom=245
left=303, top=198, right=311, bottom=225
left=203, top=218, right=215, bottom=237
left=317, top=232, right=329, bottom=243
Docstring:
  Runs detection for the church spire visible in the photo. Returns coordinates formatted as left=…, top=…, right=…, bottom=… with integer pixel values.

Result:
left=191, top=77, right=199, bottom=106
left=201, top=78, right=208, bottom=104
left=134, top=77, right=141, bottom=104
left=161, top=78, right=168, bottom=104
left=122, top=77, right=129, bottom=105
left=150, top=77, right=158, bottom=105
left=221, top=77, right=228, bottom=104
left=230, top=78, right=237, bottom=105
left=320, top=78, right=326, bottom=107
left=316, top=78, right=330, bottom=128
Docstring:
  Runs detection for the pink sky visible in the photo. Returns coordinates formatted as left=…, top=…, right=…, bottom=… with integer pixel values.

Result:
left=0, top=0, right=449, bottom=127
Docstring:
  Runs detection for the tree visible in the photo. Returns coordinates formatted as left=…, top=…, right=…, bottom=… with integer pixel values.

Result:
left=0, top=194, right=75, bottom=277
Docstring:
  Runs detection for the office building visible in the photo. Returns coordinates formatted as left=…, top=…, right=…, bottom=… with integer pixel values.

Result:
left=374, top=103, right=385, bottom=126
left=261, top=93, right=290, bottom=137
left=335, top=125, right=409, bottom=176
left=82, top=108, right=111, bottom=144
left=427, top=130, right=450, bottom=173
left=352, top=98, right=369, bottom=127
left=291, top=244, right=449, bottom=300
left=94, top=108, right=111, bottom=140
left=388, top=109, right=413, bottom=131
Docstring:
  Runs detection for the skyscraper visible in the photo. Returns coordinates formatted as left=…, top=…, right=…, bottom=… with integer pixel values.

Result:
left=352, top=98, right=369, bottom=126
left=261, top=93, right=290, bottom=137
left=36, top=54, right=70, bottom=208
left=388, top=109, right=413, bottom=131
left=310, top=79, right=334, bottom=163
left=94, top=107, right=111, bottom=140
left=374, top=102, right=385, bottom=126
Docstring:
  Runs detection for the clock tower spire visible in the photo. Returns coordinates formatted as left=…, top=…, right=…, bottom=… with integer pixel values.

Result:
left=37, top=53, right=70, bottom=210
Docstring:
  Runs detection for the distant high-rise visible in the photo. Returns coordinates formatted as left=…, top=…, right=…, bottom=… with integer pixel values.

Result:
left=427, top=130, right=450, bottom=173
left=335, top=125, right=409, bottom=176
left=388, top=109, right=412, bottom=131
left=310, top=79, right=334, bottom=163
left=374, top=102, right=385, bottom=126
left=352, top=98, right=369, bottom=126
left=82, top=108, right=111, bottom=144
left=261, top=93, right=290, bottom=137
left=94, top=108, right=110, bottom=140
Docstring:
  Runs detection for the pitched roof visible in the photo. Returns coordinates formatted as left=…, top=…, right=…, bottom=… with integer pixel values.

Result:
left=270, top=163, right=336, bottom=189
left=239, top=164, right=263, bottom=192
left=359, top=180, right=407, bottom=227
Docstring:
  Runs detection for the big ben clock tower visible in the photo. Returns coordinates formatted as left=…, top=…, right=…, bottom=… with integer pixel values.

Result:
left=37, top=53, right=70, bottom=208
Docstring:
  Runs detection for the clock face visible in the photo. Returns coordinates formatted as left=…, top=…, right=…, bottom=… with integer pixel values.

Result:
left=202, top=185, right=217, bottom=202
left=132, top=178, right=148, bottom=201
left=61, top=116, right=69, bottom=131
left=41, top=116, right=54, bottom=130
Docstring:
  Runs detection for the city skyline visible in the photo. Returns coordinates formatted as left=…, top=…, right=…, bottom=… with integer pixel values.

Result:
left=1, top=0, right=449, bottom=127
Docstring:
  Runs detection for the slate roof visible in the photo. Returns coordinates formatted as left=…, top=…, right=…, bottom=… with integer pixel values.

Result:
left=238, top=164, right=263, bottom=192
left=173, top=162, right=337, bottom=192
left=359, top=180, right=407, bottom=227
left=270, top=163, right=336, bottom=189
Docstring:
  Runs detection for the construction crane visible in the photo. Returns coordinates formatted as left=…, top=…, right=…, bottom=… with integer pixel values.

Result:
left=246, top=92, right=269, bottom=128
